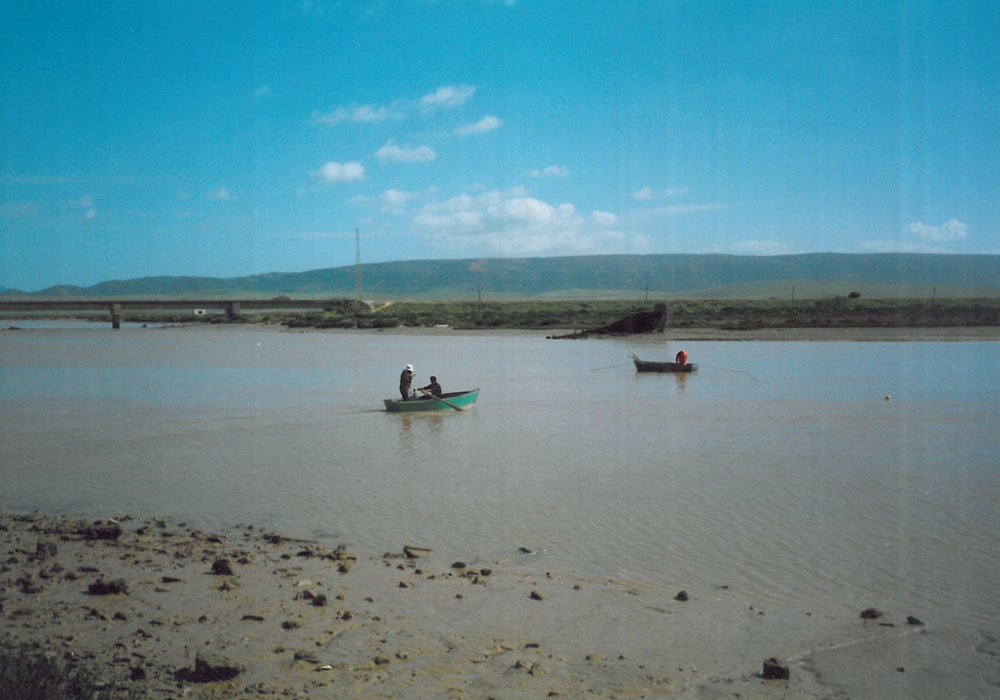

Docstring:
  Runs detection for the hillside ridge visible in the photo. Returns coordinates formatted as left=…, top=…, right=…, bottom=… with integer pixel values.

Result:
left=3, top=253, right=998, bottom=299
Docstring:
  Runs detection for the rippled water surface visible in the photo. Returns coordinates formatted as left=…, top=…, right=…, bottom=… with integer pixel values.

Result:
left=2, top=325, right=998, bottom=631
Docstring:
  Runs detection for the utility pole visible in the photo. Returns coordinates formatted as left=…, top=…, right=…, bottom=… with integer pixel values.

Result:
left=355, top=228, right=362, bottom=301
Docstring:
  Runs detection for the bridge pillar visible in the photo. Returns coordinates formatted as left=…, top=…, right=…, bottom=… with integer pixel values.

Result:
left=110, top=303, right=122, bottom=330
left=227, top=301, right=242, bottom=320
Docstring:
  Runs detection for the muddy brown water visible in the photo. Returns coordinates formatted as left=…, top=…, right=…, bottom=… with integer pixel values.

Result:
left=1, top=324, right=998, bottom=635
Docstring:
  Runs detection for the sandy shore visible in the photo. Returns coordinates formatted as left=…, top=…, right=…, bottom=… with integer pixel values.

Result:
left=3, top=511, right=997, bottom=699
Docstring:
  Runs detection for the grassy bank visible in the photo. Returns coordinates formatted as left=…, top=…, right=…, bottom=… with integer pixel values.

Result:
left=180, top=298, right=1000, bottom=330
left=4, top=297, right=1000, bottom=331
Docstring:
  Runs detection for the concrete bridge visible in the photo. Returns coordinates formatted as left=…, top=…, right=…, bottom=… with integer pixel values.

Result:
left=0, top=299, right=345, bottom=328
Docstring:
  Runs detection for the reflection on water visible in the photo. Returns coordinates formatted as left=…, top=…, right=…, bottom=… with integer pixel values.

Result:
left=396, top=413, right=446, bottom=451
left=1, top=327, right=998, bottom=632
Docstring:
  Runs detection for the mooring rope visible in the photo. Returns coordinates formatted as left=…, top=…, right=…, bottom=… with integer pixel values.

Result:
left=589, top=361, right=634, bottom=371
left=698, top=365, right=760, bottom=382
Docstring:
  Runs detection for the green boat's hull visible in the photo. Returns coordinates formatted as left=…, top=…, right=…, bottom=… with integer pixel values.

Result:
left=630, top=354, right=697, bottom=373
left=384, top=388, right=479, bottom=412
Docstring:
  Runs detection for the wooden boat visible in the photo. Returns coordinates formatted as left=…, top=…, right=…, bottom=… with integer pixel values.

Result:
left=383, top=388, right=480, bottom=412
left=629, top=353, right=697, bottom=373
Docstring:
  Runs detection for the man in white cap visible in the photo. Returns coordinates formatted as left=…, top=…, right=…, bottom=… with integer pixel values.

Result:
left=399, top=364, right=415, bottom=400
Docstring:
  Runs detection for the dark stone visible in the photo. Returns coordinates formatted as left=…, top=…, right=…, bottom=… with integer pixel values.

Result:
left=130, top=666, right=146, bottom=681
left=451, top=561, right=467, bottom=569
left=674, top=590, right=690, bottom=602
left=762, top=657, right=789, bottom=679
left=860, top=608, right=883, bottom=619
left=906, top=615, right=925, bottom=626
left=161, top=576, right=183, bottom=583
left=35, top=540, right=58, bottom=560
left=242, top=614, right=264, bottom=621
left=312, top=594, right=328, bottom=607
left=210, top=559, right=234, bottom=575
left=79, top=523, right=122, bottom=540
left=175, top=650, right=241, bottom=683
left=293, top=650, right=319, bottom=664
left=88, top=578, right=128, bottom=595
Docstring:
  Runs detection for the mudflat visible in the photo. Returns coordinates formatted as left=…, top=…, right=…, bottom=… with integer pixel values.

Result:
left=3, top=511, right=997, bottom=699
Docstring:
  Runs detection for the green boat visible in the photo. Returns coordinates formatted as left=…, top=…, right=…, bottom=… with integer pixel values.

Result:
left=630, top=353, right=697, bottom=373
left=383, top=388, right=480, bottom=413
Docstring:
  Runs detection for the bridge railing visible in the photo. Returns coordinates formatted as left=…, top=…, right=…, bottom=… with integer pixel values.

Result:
left=0, top=299, right=345, bottom=328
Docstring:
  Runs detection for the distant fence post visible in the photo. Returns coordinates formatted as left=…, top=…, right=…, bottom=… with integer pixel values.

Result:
left=110, top=302, right=122, bottom=330
left=227, top=301, right=242, bottom=320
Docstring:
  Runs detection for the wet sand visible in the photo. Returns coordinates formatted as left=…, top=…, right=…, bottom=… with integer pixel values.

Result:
left=3, top=511, right=997, bottom=698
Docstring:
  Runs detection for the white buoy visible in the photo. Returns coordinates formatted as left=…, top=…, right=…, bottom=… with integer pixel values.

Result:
left=884, top=394, right=891, bottom=401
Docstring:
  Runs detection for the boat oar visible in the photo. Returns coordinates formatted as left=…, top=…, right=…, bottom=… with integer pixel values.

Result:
left=419, top=389, right=464, bottom=411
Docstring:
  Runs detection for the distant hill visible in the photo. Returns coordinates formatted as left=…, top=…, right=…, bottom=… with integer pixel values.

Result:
left=4, top=253, right=999, bottom=300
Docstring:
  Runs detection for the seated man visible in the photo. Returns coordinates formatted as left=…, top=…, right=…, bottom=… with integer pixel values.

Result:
left=418, top=376, right=442, bottom=398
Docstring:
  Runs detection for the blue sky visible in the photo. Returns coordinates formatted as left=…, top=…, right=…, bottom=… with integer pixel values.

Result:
left=1, top=0, right=998, bottom=291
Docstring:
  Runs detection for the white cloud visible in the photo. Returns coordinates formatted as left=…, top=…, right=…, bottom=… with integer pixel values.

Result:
left=310, top=161, right=365, bottom=183
left=419, top=85, right=477, bottom=115
left=589, top=210, right=618, bottom=227
left=528, top=165, right=569, bottom=178
left=633, top=186, right=689, bottom=200
left=727, top=240, right=790, bottom=255
left=859, top=239, right=951, bottom=254
left=455, top=115, right=502, bottom=136
left=352, top=188, right=429, bottom=214
left=412, top=190, right=644, bottom=256
left=859, top=218, right=969, bottom=253
left=906, top=219, right=967, bottom=242
left=207, top=186, right=234, bottom=202
left=637, top=202, right=727, bottom=216
left=0, top=201, right=37, bottom=218
left=375, top=143, right=437, bottom=163
left=310, top=103, right=402, bottom=126
left=254, top=86, right=273, bottom=100
left=67, top=194, right=96, bottom=219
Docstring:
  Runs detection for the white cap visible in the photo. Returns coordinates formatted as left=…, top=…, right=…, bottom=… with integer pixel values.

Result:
left=406, top=364, right=413, bottom=371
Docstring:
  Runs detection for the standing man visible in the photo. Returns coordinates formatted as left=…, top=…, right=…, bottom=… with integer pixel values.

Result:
left=399, top=364, right=415, bottom=400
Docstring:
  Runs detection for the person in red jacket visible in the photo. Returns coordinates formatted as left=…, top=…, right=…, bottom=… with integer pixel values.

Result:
left=675, top=349, right=688, bottom=366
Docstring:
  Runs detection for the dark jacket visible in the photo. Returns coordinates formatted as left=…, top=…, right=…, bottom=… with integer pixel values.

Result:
left=419, top=380, right=442, bottom=397
left=399, top=369, right=414, bottom=395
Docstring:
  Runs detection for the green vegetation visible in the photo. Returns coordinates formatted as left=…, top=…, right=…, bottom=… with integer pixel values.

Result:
left=161, top=297, right=1000, bottom=330
left=0, top=645, right=139, bottom=700
left=3, top=297, right=999, bottom=331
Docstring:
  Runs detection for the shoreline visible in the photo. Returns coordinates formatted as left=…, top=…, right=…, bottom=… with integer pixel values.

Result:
left=2, top=509, right=995, bottom=699
left=180, top=323, right=1000, bottom=342
left=6, top=319, right=998, bottom=342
